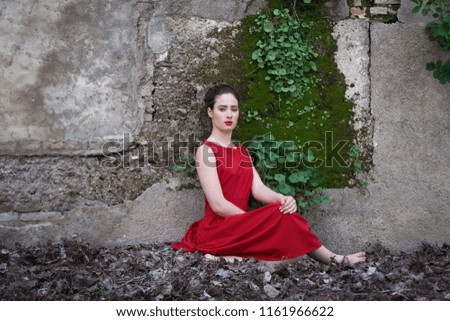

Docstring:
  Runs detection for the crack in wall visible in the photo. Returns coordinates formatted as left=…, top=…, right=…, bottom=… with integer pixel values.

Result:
left=365, top=20, right=375, bottom=175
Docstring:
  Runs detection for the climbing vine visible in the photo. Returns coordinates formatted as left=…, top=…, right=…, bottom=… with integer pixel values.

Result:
left=249, top=8, right=319, bottom=105
left=247, top=133, right=330, bottom=213
left=412, top=0, right=450, bottom=84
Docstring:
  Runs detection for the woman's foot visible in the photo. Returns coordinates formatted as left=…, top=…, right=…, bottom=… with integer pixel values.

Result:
left=345, top=252, right=366, bottom=265
left=333, top=252, right=366, bottom=265
left=204, top=254, right=243, bottom=263
left=308, top=246, right=366, bottom=265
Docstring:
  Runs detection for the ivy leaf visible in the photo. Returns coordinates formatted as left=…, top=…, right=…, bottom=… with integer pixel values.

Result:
left=251, top=50, right=260, bottom=60
left=289, top=171, right=309, bottom=184
left=277, top=156, right=286, bottom=164
left=267, top=51, right=277, bottom=61
left=320, top=194, right=331, bottom=204
left=426, top=62, right=436, bottom=71
left=277, top=183, right=293, bottom=195
left=412, top=5, right=421, bottom=14
left=263, top=21, right=273, bottom=33
left=286, top=153, right=297, bottom=162
left=306, top=150, right=315, bottom=163
left=298, top=200, right=308, bottom=210
left=273, top=9, right=281, bottom=16
left=274, top=173, right=286, bottom=183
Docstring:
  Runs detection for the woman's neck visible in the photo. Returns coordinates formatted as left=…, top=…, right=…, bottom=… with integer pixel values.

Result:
left=208, top=129, right=233, bottom=147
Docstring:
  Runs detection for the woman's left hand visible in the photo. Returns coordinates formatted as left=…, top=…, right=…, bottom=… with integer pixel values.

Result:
left=279, top=195, right=297, bottom=214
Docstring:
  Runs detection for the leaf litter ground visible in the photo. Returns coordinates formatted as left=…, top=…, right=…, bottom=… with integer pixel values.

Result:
left=0, top=240, right=448, bottom=300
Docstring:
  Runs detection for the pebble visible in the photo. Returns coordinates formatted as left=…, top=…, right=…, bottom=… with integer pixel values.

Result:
left=150, top=268, right=165, bottom=279
left=264, top=271, right=272, bottom=283
left=160, top=283, right=173, bottom=296
left=210, top=50, right=219, bottom=59
left=264, top=284, right=280, bottom=298
left=189, top=278, right=200, bottom=288
left=200, top=290, right=213, bottom=301
left=249, top=282, right=260, bottom=291
left=367, top=267, right=377, bottom=275
left=101, top=276, right=115, bottom=291
left=0, top=262, right=7, bottom=272
left=216, top=268, right=232, bottom=278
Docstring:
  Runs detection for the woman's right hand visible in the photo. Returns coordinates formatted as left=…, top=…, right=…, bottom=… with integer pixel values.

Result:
left=278, top=195, right=297, bottom=214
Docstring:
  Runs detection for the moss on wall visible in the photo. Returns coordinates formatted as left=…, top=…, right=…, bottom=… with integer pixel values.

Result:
left=200, top=0, right=356, bottom=187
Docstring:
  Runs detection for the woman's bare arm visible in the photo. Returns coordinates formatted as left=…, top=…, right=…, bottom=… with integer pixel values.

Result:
left=251, top=166, right=283, bottom=204
left=195, top=144, right=245, bottom=217
left=251, top=166, right=298, bottom=214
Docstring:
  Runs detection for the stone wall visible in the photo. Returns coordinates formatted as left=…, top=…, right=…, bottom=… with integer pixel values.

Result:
left=0, top=1, right=144, bottom=155
left=309, top=0, right=450, bottom=253
left=0, top=0, right=263, bottom=214
left=0, top=0, right=266, bottom=245
left=0, top=0, right=448, bottom=253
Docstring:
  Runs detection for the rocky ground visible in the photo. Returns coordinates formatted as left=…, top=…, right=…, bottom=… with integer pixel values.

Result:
left=0, top=240, right=448, bottom=301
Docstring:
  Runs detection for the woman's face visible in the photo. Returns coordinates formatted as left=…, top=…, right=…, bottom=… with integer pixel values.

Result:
left=208, top=93, right=239, bottom=132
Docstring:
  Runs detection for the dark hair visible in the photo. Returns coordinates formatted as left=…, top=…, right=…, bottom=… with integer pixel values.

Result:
left=203, top=84, right=240, bottom=110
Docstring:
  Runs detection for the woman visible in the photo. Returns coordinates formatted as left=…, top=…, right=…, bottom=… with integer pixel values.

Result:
left=173, top=84, right=366, bottom=264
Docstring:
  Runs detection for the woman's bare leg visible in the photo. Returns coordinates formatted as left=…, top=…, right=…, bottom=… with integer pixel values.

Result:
left=203, top=246, right=366, bottom=265
left=307, top=245, right=366, bottom=264
left=204, top=254, right=243, bottom=263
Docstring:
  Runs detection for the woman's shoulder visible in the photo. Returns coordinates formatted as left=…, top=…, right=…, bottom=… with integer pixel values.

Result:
left=202, top=140, right=242, bottom=150
left=199, top=141, right=219, bottom=153
left=196, top=141, right=217, bottom=158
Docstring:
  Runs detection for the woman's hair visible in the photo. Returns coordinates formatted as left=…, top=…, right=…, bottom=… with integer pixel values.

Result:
left=203, top=84, right=240, bottom=110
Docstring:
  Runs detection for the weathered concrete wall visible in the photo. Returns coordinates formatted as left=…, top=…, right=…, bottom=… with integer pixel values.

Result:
left=0, top=0, right=264, bottom=213
left=0, top=0, right=448, bottom=254
left=0, top=178, right=204, bottom=247
left=309, top=0, right=450, bottom=253
left=0, top=0, right=144, bottom=155
left=0, top=0, right=265, bottom=157
left=0, top=0, right=266, bottom=245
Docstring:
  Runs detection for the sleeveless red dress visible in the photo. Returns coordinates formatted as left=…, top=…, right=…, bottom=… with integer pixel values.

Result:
left=172, top=141, right=322, bottom=261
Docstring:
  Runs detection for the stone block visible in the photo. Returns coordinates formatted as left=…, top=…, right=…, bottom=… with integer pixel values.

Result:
left=353, top=0, right=363, bottom=7
left=20, top=212, right=63, bottom=222
left=398, top=0, right=435, bottom=25
left=351, top=7, right=366, bottom=16
left=370, top=7, right=389, bottom=15
left=0, top=1, right=144, bottom=156
left=332, top=19, right=370, bottom=116
left=325, top=0, right=350, bottom=22
left=111, top=179, right=204, bottom=245
left=0, top=212, right=19, bottom=222
left=0, top=203, right=13, bottom=213
left=165, top=0, right=265, bottom=22
left=374, top=0, right=400, bottom=4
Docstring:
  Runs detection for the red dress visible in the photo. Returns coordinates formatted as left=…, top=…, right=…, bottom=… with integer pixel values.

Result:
left=172, top=141, right=322, bottom=261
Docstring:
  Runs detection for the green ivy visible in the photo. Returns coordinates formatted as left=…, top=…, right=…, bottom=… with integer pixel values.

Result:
left=246, top=133, right=330, bottom=213
left=249, top=8, right=319, bottom=104
left=412, top=0, right=450, bottom=84
left=347, top=144, right=368, bottom=192
left=173, top=155, right=196, bottom=174
left=347, top=144, right=362, bottom=173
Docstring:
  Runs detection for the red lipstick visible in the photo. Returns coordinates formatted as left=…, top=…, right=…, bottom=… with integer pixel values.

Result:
left=225, top=121, right=233, bottom=126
